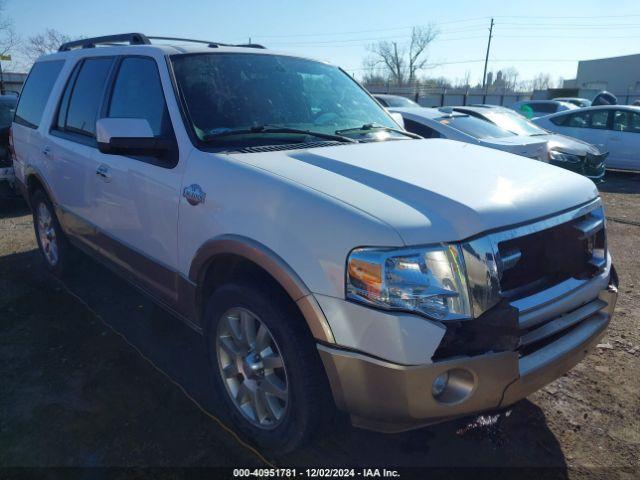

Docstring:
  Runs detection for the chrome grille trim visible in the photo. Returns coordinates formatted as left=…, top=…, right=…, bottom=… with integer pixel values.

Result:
left=520, top=298, right=606, bottom=347
left=513, top=258, right=610, bottom=329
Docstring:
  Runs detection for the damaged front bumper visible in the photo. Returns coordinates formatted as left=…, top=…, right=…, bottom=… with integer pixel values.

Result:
left=318, top=264, right=618, bottom=433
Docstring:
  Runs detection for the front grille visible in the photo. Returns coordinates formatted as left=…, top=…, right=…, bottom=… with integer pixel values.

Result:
left=497, top=208, right=605, bottom=300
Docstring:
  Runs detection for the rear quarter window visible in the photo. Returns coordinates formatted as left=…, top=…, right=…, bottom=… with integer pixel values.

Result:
left=14, top=60, right=65, bottom=128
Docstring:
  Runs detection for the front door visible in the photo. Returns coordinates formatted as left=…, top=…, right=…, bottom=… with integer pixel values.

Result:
left=89, top=55, right=182, bottom=304
left=557, top=109, right=611, bottom=152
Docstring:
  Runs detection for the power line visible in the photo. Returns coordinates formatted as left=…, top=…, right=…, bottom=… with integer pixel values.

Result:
left=243, top=13, right=640, bottom=41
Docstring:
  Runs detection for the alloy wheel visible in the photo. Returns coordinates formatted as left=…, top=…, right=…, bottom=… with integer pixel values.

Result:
left=216, top=307, right=289, bottom=429
left=37, top=202, right=58, bottom=267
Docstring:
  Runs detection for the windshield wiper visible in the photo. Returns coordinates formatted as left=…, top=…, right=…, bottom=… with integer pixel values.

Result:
left=335, top=123, right=422, bottom=139
left=202, top=125, right=357, bottom=143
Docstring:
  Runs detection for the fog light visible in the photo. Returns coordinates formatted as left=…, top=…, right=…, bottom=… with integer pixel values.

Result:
left=431, top=368, right=475, bottom=405
left=432, top=372, right=449, bottom=397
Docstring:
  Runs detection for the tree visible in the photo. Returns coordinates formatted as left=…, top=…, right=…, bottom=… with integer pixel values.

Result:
left=22, top=29, right=72, bottom=63
left=366, top=25, right=438, bottom=85
left=531, top=73, right=553, bottom=91
left=0, top=0, right=18, bottom=59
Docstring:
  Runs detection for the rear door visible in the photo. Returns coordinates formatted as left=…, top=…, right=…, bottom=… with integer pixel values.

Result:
left=551, top=109, right=611, bottom=152
left=46, top=56, right=115, bottom=224
left=608, top=109, right=640, bottom=170
left=89, top=55, right=182, bottom=304
left=11, top=60, right=65, bottom=192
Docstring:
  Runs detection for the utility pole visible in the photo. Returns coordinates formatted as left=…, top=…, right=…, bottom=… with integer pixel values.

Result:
left=482, top=18, right=494, bottom=93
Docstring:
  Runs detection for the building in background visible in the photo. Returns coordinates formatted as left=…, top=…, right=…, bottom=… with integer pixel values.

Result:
left=563, top=53, right=640, bottom=103
left=1, top=72, right=28, bottom=94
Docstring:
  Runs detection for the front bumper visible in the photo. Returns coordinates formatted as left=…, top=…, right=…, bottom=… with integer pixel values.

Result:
left=318, top=269, right=618, bottom=433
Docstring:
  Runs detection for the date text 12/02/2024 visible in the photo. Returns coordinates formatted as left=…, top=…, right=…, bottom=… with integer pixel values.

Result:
left=232, top=468, right=401, bottom=478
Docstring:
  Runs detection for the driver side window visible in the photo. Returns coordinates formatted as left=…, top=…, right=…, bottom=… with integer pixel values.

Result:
left=108, top=57, right=170, bottom=137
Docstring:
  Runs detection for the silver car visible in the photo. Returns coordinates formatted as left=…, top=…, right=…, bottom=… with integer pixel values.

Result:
left=392, top=107, right=548, bottom=160
left=454, top=106, right=607, bottom=181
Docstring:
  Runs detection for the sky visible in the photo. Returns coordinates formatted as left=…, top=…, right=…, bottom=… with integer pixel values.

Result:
left=5, top=0, right=640, bottom=85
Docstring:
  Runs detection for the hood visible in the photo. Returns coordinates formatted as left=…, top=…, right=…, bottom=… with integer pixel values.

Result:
left=230, top=139, right=599, bottom=245
left=480, top=135, right=548, bottom=159
left=541, top=133, right=602, bottom=156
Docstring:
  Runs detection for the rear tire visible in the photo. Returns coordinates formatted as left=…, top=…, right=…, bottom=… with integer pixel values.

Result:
left=205, top=280, right=330, bottom=453
left=31, top=190, right=73, bottom=276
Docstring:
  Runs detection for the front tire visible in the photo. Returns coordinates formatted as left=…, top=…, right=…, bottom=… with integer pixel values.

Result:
left=31, top=190, right=72, bottom=275
left=205, top=281, right=329, bottom=453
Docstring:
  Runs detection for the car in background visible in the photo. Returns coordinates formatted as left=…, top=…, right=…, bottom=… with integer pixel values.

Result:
left=553, top=97, right=592, bottom=108
left=373, top=94, right=420, bottom=108
left=454, top=105, right=607, bottom=181
left=510, top=100, right=578, bottom=119
left=0, top=94, right=17, bottom=188
left=391, top=107, right=548, bottom=159
left=533, top=105, right=640, bottom=171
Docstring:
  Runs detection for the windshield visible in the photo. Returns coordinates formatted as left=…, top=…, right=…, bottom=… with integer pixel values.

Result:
left=383, top=96, right=419, bottom=108
left=0, top=98, right=16, bottom=128
left=440, top=115, right=513, bottom=139
left=483, top=110, right=547, bottom=136
left=171, top=53, right=399, bottom=145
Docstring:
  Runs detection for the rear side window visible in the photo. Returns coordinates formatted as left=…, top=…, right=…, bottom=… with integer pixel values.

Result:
left=532, top=103, right=557, bottom=114
left=108, top=57, right=169, bottom=136
left=14, top=61, right=64, bottom=128
left=404, top=118, right=442, bottom=138
left=563, top=110, right=609, bottom=130
left=64, top=57, right=113, bottom=137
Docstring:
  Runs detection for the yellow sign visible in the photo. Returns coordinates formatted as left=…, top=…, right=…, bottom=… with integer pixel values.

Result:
left=0, top=55, right=11, bottom=61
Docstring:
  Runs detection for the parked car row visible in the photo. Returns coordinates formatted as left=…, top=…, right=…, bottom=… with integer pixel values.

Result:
left=376, top=93, right=639, bottom=173
left=11, top=33, right=618, bottom=453
left=0, top=94, right=17, bottom=189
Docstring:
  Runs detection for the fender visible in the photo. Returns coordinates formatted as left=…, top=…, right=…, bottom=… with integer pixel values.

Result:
left=189, top=234, right=335, bottom=343
left=21, top=165, right=58, bottom=208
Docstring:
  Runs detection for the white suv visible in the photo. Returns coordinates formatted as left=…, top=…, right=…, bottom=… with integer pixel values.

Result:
left=11, top=33, right=618, bottom=453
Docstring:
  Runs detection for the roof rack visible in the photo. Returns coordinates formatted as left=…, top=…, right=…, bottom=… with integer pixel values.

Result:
left=58, top=33, right=267, bottom=52
left=59, top=33, right=150, bottom=51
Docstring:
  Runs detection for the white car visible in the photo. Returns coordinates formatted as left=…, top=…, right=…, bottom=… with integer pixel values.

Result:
left=11, top=33, right=617, bottom=452
left=510, top=100, right=578, bottom=119
left=533, top=105, right=640, bottom=171
left=392, top=107, right=548, bottom=160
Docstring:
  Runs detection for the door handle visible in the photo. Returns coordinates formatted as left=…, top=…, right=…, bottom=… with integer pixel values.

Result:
left=96, top=164, right=112, bottom=182
left=42, top=146, right=51, bottom=157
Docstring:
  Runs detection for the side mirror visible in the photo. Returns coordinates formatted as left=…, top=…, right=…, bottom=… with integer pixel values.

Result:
left=96, top=118, right=172, bottom=156
left=389, top=112, right=405, bottom=129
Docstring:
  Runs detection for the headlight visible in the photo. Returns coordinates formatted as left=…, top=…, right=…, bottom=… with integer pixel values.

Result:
left=549, top=150, right=582, bottom=164
left=346, top=245, right=471, bottom=321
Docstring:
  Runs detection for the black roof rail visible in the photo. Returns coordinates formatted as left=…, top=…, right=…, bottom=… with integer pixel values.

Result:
left=59, top=33, right=150, bottom=51
left=58, top=33, right=267, bottom=52
left=146, top=36, right=229, bottom=48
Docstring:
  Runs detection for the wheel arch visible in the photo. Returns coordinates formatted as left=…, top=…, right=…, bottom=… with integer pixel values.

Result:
left=190, top=235, right=335, bottom=344
left=23, top=167, right=57, bottom=208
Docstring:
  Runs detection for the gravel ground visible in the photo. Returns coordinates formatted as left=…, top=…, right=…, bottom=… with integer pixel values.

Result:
left=0, top=172, right=638, bottom=477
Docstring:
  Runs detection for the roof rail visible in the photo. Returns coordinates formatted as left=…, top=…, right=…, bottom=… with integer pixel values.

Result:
left=146, top=36, right=228, bottom=48
left=58, top=33, right=267, bottom=52
left=235, top=43, right=267, bottom=49
left=147, top=37, right=266, bottom=49
left=59, top=33, right=150, bottom=51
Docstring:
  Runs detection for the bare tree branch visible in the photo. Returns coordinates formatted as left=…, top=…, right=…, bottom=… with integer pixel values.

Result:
left=366, top=25, right=437, bottom=85
left=21, top=29, right=72, bottom=63
left=0, top=0, right=19, bottom=58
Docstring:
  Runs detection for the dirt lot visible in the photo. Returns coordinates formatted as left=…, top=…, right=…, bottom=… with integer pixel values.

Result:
left=0, top=172, right=638, bottom=477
